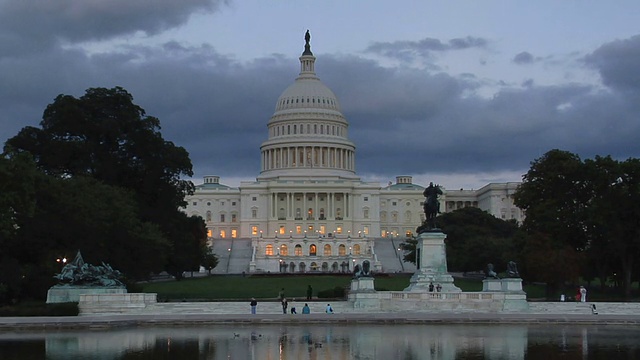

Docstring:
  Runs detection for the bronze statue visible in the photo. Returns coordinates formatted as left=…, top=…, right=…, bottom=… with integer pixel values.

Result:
left=353, top=260, right=372, bottom=278
left=507, top=261, right=520, bottom=278
left=305, top=30, right=311, bottom=45
left=419, top=182, right=443, bottom=231
left=303, top=30, right=313, bottom=55
left=485, top=263, right=499, bottom=279
left=54, top=250, right=124, bottom=287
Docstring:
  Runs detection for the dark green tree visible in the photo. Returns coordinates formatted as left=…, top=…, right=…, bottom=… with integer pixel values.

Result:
left=513, top=149, right=589, bottom=295
left=5, top=87, right=195, bottom=222
left=400, top=207, right=520, bottom=274
left=164, top=214, right=208, bottom=280
left=4, top=87, right=203, bottom=282
left=0, top=149, right=39, bottom=303
left=584, top=156, right=640, bottom=296
left=202, top=248, right=220, bottom=275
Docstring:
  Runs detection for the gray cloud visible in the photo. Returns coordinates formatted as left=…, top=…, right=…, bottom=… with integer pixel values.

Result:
left=2, top=28, right=640, bottom=186
left=584, top=34, right=640, bottom=93
left=0, top=0, right=226, bottom=57
left=366, top=36, right=488, bottom=61
left=513, top=51, right=535, bottom=64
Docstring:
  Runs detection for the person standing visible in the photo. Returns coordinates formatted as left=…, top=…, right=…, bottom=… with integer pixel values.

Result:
left=306, top=285, right=313, bottom=300
left=281, top=298, right=288, bottom=314
left=302, top=303, right=311, bottom=314
left=580, top=286, right=587, bottom=302
left=250, top=298, right=257, bottom=314
left=428, top=282, right=435, bottom=292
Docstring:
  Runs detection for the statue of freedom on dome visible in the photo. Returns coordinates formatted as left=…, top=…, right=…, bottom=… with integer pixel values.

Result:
left=305, top=30, right=311, bottom=45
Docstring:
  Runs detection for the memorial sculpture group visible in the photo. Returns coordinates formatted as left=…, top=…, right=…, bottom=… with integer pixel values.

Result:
left=47, top=251, right=126, bottom=303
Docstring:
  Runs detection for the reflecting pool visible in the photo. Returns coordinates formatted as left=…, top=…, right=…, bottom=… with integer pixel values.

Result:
left=1, top=324, right=639, bottom=359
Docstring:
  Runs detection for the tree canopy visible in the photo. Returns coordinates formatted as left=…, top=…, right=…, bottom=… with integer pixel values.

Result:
left=514, top=149, right=640, bottom=297
left=1, top=87, right=212, bottom=302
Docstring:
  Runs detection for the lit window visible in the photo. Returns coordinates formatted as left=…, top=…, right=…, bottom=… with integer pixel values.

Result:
left=324, top=244, right=331, bottom=256
left=266, top=244, right=273, bottom=256
left=279, top=226, right=285, bottom=235
left=251, top=226, right=258, bottom=235
left=339, top=244, right=346, bottom=256
left=231, top=229, right=237, bottom=238
left=353, top=244, right=361, bottom=255
left=280, top=244, right=288, bottom=256
left=295, top=245, right=303, bottom=256
left=336, top=227, right=342, bottom=234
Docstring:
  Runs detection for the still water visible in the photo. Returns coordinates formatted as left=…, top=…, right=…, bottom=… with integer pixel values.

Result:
left=0, top=323, right=638, bottom=360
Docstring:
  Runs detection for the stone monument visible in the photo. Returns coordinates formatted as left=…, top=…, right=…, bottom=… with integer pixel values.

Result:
left=46, top=250, right=127, bottom=303
left=405, top=183, right=461, bottom=292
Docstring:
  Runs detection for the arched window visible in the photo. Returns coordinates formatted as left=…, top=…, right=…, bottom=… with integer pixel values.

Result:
left=206, top=211, right=212, bottom=222
left=289, top=262, right=296, bottom=273
left=265, top=244, right=273, bottom=256
left=280, top=244, right=288, bottom=256
left=353, top=244, right=361, bottom=255
left=299, top=262, right=306, bottom=273
left=338, top=244, right=346, bottom=256
left=310, top=262, right=318, bottom=271
left=322, top=262, right=329, bottom=271
left=323, top=244, right=332, bottom=256
left=295, top=244, right=303, bottom=256
left=309, top=244, right=317, bottom=256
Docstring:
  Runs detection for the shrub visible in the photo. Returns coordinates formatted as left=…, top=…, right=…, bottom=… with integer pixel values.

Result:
left=317, top=286, right=345, bottom=299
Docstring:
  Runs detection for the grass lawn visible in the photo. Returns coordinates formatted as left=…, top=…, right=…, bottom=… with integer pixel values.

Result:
left=140, top=274, right=497, bottom=301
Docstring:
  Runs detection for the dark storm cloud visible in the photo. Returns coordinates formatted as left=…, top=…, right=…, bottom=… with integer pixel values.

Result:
left=513, top=51, right=535, bottom=64
left=0, top=0, right=226, bottom=56
left=365, top=36, right=488, bottom=61
left=584, top=34, right=640, bottom=93
left=2, top=27, right=640, bottom=185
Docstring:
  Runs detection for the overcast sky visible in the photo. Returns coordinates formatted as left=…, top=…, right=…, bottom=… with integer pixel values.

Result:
left=1, top=0, right=639, bottom=190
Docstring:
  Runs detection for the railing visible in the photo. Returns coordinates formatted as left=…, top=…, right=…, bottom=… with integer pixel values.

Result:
left=384, top=292, right=496, bottom=301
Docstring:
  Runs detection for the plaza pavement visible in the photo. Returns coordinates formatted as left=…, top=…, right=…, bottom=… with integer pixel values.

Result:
left=1, top=300, right=640, bottom=330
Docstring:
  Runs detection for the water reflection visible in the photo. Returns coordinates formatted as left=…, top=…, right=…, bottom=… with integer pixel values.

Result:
left=0, top=324, right=639, bottom=359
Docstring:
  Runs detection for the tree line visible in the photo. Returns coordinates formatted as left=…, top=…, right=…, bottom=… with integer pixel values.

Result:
left=0, top=87, right=216, bottom=305
left=402, top=149, right=640, bottom=298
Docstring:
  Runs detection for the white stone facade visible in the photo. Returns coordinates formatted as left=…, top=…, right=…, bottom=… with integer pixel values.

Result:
left=183, top=35, right=523, bottom=273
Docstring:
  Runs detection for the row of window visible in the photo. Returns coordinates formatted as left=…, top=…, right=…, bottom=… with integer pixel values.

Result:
left=272, top=122, right=343, bottom=137
left=265, top=243, right=363, bottom=256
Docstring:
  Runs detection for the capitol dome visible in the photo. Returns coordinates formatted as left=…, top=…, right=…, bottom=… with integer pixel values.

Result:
left=258, top=31, right=357, bottom=181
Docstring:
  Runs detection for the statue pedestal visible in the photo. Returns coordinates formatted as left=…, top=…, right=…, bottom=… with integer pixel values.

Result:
left=349, top=277, right=379, bottom=309
left=404, top=231, right=461, bottom=292
left=46, top=286, right=127, bottom=303
left=501, top=278, right=524, bottom=292
left=483, top=279, right=502, bottom=291
left=351, top=277, right=375, bottom=292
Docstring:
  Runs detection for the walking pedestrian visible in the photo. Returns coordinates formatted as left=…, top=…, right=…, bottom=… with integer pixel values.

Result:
left=281, top=298, right=288, bottom=314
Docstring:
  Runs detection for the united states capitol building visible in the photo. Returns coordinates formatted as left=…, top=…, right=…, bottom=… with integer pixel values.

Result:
left=183, top=33, right=522, bottom=274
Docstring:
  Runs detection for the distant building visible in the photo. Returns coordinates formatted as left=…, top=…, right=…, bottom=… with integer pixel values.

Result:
left=183, top=34, right=522, bottom=273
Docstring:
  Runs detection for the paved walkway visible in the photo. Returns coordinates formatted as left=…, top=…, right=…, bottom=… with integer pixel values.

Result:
left=2, top=301, right=640, bottom=330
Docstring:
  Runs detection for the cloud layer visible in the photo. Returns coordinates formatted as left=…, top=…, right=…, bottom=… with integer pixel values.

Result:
left=2, top=1, right=639, bottom=189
